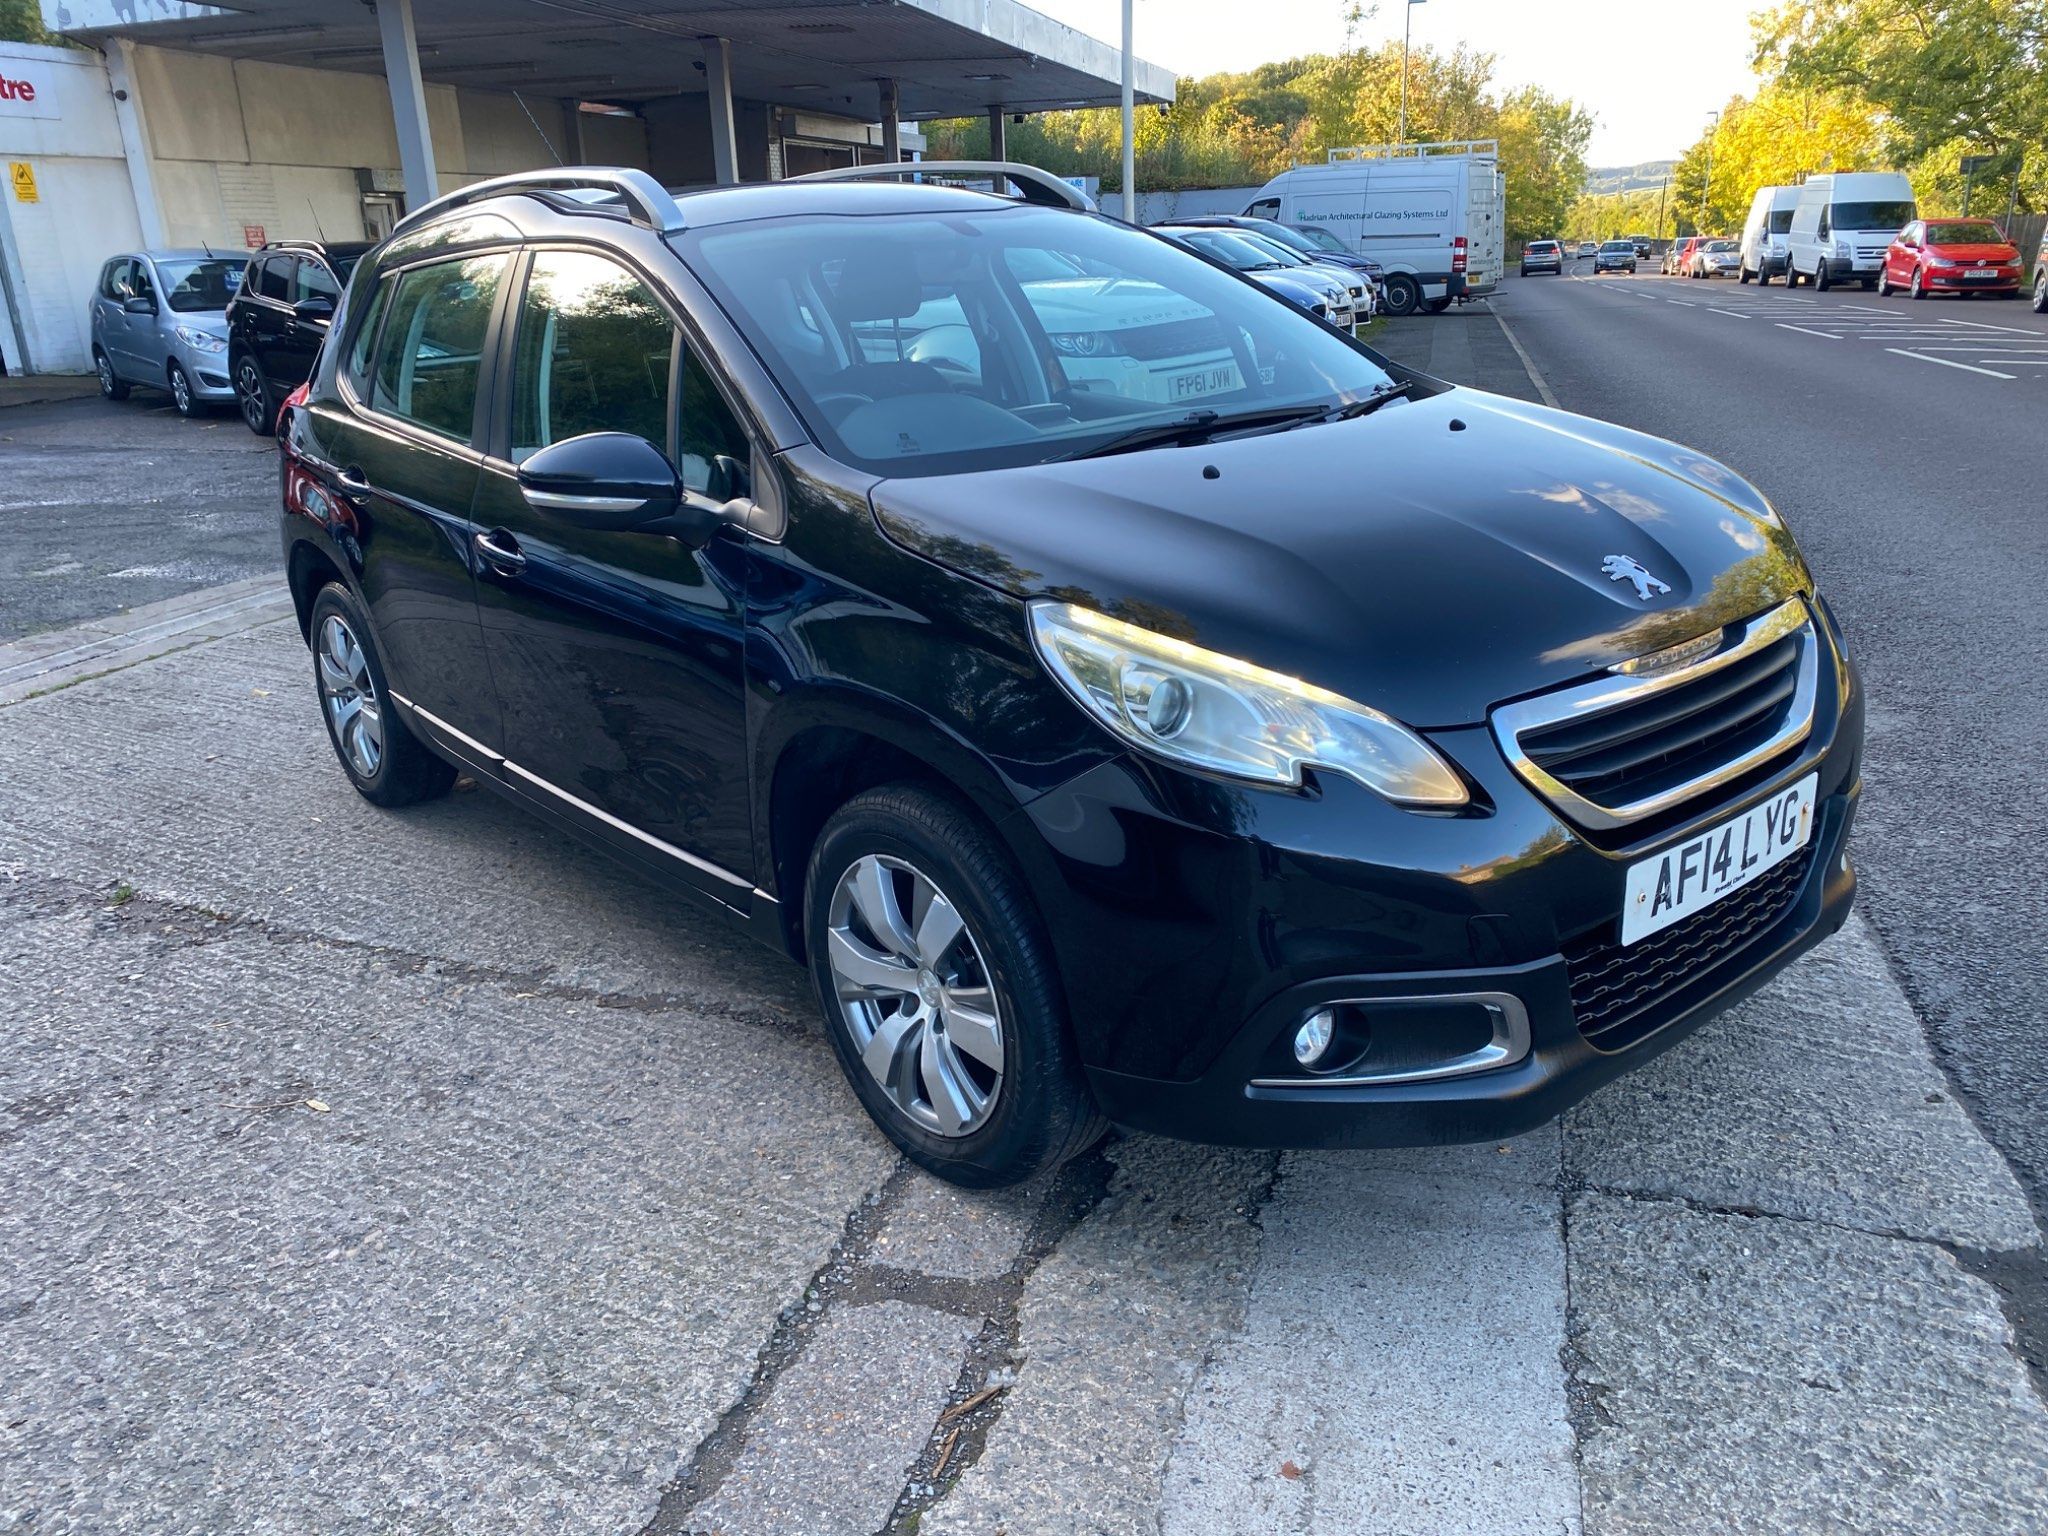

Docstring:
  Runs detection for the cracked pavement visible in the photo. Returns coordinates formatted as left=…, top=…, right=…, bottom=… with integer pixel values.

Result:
left=1, top=607, right=2043, bottom=1535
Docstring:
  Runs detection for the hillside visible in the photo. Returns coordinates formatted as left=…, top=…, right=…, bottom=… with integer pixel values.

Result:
left=1585, top=161, right=1677, bottom=196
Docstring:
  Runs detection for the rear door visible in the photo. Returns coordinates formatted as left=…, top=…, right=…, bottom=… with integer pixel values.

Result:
left=126, top=258, right=170, bottom=380
left=468, top=245, right=756, bottom=896
left=1465, top=160, right=1503, bottom=293
left=93, top=258, right=138, bottom=377
left=245, top=255, right=298, bottom=393
left=284, top=255, right=341, bottom=387
left=303, top=250, right=511, bottom=744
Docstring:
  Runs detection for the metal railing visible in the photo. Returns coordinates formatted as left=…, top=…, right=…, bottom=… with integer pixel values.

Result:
left=1325, top=139, right=1499, bottom=164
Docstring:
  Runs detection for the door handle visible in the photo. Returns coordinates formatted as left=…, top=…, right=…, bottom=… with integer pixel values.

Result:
left=334, top=466, right=373, bottom=504
left=474, top=528, right=527, bottom=575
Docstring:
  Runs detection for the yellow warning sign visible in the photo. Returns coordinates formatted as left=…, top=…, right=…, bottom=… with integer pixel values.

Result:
left=8, top=162, right=36, bottom=203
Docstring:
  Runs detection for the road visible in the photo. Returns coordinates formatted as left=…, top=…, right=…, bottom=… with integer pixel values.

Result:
left=1494, top=260, right=2048, bottom=1242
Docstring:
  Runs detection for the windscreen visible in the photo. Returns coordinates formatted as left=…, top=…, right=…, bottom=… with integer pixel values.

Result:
left=157, top=259, right=244, bottom=313
left=1768, top=210, right=1794, bottom=234
left=1926, top=221, right=2007, bottom=245
left=1287, top=224, right=1348, bottom=254
left=684, top=206, right=1395, bottom=479
left=1832, top=201, right=1916, bottom=231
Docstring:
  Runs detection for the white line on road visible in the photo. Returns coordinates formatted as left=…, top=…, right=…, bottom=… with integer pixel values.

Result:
left=1667, top=300, right=1696, bottom=307
left=1777, top=324, right=1841, bottom=339
left=1880, top=342, right=2048, bottom=351
left=1707, top=309, right=1752, bottom=320
left=1884, top=347, right=2016, bottom=379
left=1934, top=317, right=2044, bottom=334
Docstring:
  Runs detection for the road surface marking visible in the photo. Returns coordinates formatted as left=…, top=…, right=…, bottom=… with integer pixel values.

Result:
left=1777, top=325, right=1840, bottom=339
left=1707, top=309, right=1752, bottom=320
left=1935, top=317, right=2044, bottom=335
left=1667, top=299, right=1696, bottom=307
left=1884, top=347, right=2015, bottom=379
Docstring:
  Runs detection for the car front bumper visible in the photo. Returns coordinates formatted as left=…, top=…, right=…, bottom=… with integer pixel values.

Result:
left=172, top=341, right=236, bottom=398
left=1922, top=270, right=2022, bottom=292
left=1016, top=599, right=1864, bottom=1150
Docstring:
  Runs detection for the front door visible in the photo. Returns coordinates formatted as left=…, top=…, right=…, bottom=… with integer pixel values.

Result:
left=302, top=250, right=512, bottom=745
left=469, top=246, right=755, bottom=896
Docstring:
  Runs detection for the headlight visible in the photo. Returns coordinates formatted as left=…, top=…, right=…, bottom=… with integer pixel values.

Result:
left=1833, top=239, right=1850, bottom=257
left=1049, top=331, right=1123, bottom=358
left=1925, top=256, right=1957, bottom=269
left=1027, top=601, right=1468, bottom=806
left=175, top=326, right=227, bottom=353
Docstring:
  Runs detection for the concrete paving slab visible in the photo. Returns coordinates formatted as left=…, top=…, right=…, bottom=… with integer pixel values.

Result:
left=0, top=622, right=813, bottom=1021
left=922, top=1138, right=1274, bottom=1536
left=1568, top=1191, right=2048, bottom=1535
left=1161, top=1136, right=1578, bottom=1536
left=0, top=885, right=896, bottom=1535
left=1567, top=916, right=2038, bottom=1250
left=686, top=1301, right=976, bottom=1536
left=870, top=1170, right=1047, bottom=1281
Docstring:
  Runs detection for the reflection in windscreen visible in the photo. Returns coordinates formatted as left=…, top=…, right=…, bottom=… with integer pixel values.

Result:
left=158, top=259, right=245, bottom=313
left=684, top=206, right=1393, bottom=478
left=1831, top=201, right=1916, bottom=231
left=1926, top=222, right=2007, bottom=245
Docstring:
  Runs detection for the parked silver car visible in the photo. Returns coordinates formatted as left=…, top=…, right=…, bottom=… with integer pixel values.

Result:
left=89, top=249, right=247, bottom=416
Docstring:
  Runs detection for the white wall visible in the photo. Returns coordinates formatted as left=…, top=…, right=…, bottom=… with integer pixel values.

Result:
left=0, top=42, right=144, bottom=373
left=1133, top=187, right=1264, bottom=224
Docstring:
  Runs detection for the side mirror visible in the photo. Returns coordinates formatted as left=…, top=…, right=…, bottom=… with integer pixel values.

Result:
left=123, top=295, right=156, bottom=315
left=518, top=431, right=714, bottom=538
left=292, top=297, right=335, bottom=324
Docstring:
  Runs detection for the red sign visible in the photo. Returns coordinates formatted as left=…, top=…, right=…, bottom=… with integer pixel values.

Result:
left=0, top=75, right=35, bottom=104
left=243, top=224, right=267, bottom=249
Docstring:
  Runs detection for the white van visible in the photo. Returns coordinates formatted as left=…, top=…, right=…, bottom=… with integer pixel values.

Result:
left=1243, top=140, right=1504, bottom=317
left=1786, top=172, right=1917, bottom=290
left=1738, top=185, right=1800, bottom=284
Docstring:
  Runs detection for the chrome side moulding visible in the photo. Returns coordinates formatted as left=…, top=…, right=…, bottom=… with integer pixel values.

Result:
left=1490, top=598, right=1819, bottom=831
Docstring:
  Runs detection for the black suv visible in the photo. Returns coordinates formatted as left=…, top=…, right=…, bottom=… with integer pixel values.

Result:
left=281, top=165, right=1861, bottom=1187
left=227, top=239, right=373, bottom=434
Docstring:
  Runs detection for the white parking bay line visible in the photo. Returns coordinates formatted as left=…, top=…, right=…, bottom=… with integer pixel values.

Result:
left=1707, top=308, right=1751, bottom=320
left=1778, top=324, right=1841, bottom=339
left=1667, top=299, right=1696, bottom=307
left=1885, top=347, right=2015, bottom=379
left=1936, top=317, right=2045, bottom=335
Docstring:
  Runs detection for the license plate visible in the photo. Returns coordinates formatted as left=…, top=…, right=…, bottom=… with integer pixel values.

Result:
left=1171, top=364, right=1240, bottom=400
left=1621, top=774, right=1816, bottom=946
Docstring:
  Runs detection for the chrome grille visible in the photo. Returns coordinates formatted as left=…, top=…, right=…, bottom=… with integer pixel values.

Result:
left=1118, top=316, right=1232, bottom=361
left=1492, top=600, right=1818, bottom=831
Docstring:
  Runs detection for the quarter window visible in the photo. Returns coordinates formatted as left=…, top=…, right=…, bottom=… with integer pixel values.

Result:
left=369, top=254, right=508, bottom=443
left=509, top=250, right=676, bottom=462
left=344, top=275, right=395, bottom=397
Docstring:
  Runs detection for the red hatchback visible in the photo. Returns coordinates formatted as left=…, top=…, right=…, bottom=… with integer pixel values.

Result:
left=1878, top=218, right=2025, bottom=299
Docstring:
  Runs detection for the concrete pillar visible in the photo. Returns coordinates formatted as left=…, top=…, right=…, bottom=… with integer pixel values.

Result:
left=703, top=37, right=739, bottom=185
left=561, top=99, right=588, bottom=164
left=987, top=105, right=1006, bottom=162
left=376, top=0, right=439, bottom=210
left=879, top=78, right=900, bottom=164
left=104, top=39, right=168, bottom=248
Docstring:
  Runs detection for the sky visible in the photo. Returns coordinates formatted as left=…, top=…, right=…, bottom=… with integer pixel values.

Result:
left=1026, top=0, right=1763, bottom=165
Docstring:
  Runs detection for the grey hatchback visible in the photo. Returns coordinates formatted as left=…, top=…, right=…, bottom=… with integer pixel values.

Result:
left=88, top=250, right=246, bottom=417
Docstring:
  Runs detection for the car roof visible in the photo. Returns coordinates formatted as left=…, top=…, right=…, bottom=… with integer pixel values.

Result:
left=667, top=179, right=1041, bottom=229
left=131, top=248, right=242, bottom=262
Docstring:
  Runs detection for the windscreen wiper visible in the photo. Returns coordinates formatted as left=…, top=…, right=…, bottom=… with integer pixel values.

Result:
left=1318, top=378, right=1421, bottom=422
left=1049, top=405, right=1329, bottom=462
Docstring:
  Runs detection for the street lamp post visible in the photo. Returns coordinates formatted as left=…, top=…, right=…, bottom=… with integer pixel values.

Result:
left=1398, top=0, right=1427, bottom=145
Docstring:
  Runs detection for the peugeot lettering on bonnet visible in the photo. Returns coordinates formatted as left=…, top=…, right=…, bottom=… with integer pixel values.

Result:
left=278, top=163, right=1861, bottom=1187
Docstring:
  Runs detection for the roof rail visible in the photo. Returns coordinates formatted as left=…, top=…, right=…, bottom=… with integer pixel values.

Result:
left=790, top=161, right=1096, bottom=212
left=1323, top=139, right=1500, bottom=164
left=388, top=167, right=687, bottom=240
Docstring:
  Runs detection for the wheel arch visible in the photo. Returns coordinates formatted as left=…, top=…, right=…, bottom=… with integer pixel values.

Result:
left=286, top=537, right=348, bottom=644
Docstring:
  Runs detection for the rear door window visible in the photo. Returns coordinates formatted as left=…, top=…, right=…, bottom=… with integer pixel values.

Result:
left=293, top=259, right=340, bottom=305
left=256, top=256, right=294, bottom=301
left=370, top=254, right=508, bottom=443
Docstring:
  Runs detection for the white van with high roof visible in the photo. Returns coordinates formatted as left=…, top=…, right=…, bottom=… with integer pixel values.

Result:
left=1738, top=185, right=1800, bottom=284
left=1242, top=140, right=1504, bottom=318
left=1786, top=172, right=1917, bottom=290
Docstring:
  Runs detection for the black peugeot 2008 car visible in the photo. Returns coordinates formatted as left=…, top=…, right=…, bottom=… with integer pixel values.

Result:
left=279, top=165, right=1861, bottom=1187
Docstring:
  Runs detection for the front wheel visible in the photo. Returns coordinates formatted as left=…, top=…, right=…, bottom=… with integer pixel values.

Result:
left=1876, top=269, right=1892, bottom=297
left=1739, top=265, right=1752, bottom=283
left=234, top=354, right=275, bottom=436
left=168, top=361, right=199, bottom=418
left=806, top=785, right=1105, bottom=1188
left=1909, top=267, right=1926, bottom=300
left=1816, top=262, right=1832, bottom=292
left=2033, top=271, right=2047, bottom=314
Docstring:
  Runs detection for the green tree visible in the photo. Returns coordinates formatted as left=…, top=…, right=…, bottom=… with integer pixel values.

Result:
left=1, top=0, right=63, bottom=45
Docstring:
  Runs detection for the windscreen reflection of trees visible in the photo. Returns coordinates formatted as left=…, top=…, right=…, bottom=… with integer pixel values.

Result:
left=516, top=256, right=673, bottom=456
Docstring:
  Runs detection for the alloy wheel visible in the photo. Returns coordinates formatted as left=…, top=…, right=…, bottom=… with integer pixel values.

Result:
left=316, top=614, right=384, bottom=779
left=170, top=365, right=191, bottom=415
left=97, top=355, right=116, bottom=396
left=824, top=853, right=1005, bottom=1138
left=237, top=359, right=268, bottom=431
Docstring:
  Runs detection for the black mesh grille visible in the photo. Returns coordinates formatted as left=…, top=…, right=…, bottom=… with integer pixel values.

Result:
left=1522, top=630, right=1804, bottom=813
left=1565, top=847, right=1813, bottom=1049
left=1119, top=317, right=1234, bottom=361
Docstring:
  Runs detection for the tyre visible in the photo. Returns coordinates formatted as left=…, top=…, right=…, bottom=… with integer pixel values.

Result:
left=1815, top=262, right=1832, bottom=292
left=1860, top=277, right=1877, bottom=291
left=1909, top=267, right=1926, bottom=300
left=234, top=353, right=275, bottom=436
left=805, top=784, right=1106, bottom=1188
left=167, top=360, right=199, bottom=418
left=1425, top=296, right=1453, bottom=313
left=1739, top=264, right=1752, bottom=283
left=1381, top=274, right=1422, bottom=317
left=307, top=584, right=457, bottom=808
left=1876, top=269, right=1892, bottom=297
left=2034, top=271, right=2047, bottom=314
left=94, top=348, right=131, bottom=402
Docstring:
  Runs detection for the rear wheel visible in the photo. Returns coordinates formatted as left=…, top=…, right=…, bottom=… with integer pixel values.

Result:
left=1425, top=296, right=1452, bottom=313
left=95, top=349, right=130, bottom=402
left=307, top=584, right=457, bottom=808
left=806, top=785, right=1105, bottom=1188
left=1860, top=277, right=1877, bottom=291
left=234, top=353, right=274, bottom=436
left=1381, top=274, right=1422, bottom=317
left=1739, top=264, right=1752, bottom=283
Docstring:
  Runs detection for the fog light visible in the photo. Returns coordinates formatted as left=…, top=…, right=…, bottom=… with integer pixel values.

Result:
left=1293, top=1009, right=1337, bottom=1067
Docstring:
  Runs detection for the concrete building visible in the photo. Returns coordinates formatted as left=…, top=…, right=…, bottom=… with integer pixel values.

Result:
left=2, top=1, right=1172, bottom=375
